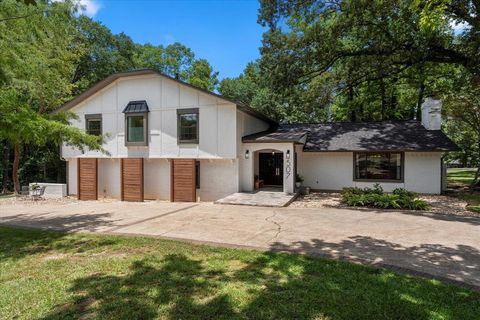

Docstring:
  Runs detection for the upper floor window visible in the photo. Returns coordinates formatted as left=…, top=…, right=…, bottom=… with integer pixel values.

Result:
left=85, top=114, right=102, bottom=136
left=177, top=108, right=199, bottom=144
left=123, top=100, right=149, bottom=147
left=354, top=152, right=403, bottom=181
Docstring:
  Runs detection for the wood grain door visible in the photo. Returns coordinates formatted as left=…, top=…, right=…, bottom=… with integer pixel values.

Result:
left=121, top=158, right=144, bottom=202
left=77, top=158, right=98, bottom=200
left=171, top=159, right=196, bottom=202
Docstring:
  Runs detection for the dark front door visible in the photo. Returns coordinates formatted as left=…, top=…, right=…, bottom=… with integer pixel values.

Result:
left=259, top=153, right=283, bottom=186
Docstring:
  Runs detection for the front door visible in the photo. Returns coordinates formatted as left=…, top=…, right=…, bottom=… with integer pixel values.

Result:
left=259, top=153, right=283, bottom=186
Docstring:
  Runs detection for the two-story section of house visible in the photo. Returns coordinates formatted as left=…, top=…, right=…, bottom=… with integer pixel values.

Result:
left=59, top=69, right=278, bottom=202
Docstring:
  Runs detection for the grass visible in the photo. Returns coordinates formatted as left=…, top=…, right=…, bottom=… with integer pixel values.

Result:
left=447, top=168, right=480, bottom=213
left=0, top=226, right=479, bottom=319
left=447, top=168, right=478, bottom=185
left=0, top=193, right=14, bottom=199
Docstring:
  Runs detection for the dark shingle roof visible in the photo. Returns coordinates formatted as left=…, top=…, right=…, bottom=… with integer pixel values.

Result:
left=123, top=100, right=149, bottom=113
left=243, top=120, right=457, bottom=152
left=242, top=126, right=307, bottom=143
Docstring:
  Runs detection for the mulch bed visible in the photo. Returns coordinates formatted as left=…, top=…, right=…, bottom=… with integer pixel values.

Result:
left=291, top=191, right=477, bottom=217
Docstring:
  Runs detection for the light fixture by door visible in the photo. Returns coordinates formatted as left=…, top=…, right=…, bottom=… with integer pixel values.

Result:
left=245, top=150, right=249, bottom=159
left=271, top=151, right=275, bottom=156
left=286, top=150, right=290, bottom=159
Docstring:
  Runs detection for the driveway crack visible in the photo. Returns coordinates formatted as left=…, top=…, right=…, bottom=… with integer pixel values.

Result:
left=265, top=211, right=282, bottom=244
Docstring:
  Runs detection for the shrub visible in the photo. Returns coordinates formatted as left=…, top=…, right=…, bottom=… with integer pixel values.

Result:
left=341, top=186, right=430, bottom=210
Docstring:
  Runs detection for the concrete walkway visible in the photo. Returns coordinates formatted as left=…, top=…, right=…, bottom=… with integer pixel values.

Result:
left=1, top=200, right=479, bottom=291
left=214, top=190, right=298, bottom=207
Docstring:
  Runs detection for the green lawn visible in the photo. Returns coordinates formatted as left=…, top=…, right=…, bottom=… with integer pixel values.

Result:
left=0, top=227, right=479, bottom=319
left=447, top=168, right=480, bottom=213
left=447, top=168, right=478, bottom=185
left=0, top=193, right=14, bottom=199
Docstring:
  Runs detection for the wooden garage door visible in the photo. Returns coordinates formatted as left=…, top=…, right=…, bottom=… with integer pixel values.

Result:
left=121, top=158, right=144, bottom=202
left=171, top=159, right=196, bottom=202
left=77, top=158, right=98, bottom=200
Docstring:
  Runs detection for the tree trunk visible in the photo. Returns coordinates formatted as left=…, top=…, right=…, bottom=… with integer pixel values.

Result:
left=380, top=78, right=386, bottom=120
left=348, top=85, right=356, bottom=121
left=470, top=137, right=480, bottom=191
left=12, top=143, right=21, bottom=194
left=1, top=140, right=9, bottom=193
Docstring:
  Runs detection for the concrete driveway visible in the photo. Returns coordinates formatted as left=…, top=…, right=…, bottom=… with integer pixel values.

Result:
left=1, top=199, right=479, bottom=291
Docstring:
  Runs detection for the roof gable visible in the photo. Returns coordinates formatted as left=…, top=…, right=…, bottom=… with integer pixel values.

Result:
left=55, top=69, right=276, bottom=126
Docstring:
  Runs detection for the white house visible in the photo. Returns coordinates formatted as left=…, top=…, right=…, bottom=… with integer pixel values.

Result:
left=59, top=69, right=456, bottom=202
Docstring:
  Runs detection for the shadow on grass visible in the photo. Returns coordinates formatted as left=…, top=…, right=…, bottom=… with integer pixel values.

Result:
left=270, top=236, right=480, bottom=292
left=0, top=226, right=117, bottom=261
left=1, top=227, right=479, bottom=319
left=38, top=251, right=480, bottom=319
left=0, top=211, right=119, bottom=232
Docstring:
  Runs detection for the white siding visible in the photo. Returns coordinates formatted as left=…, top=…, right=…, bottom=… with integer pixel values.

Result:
left=197, top=159, right=238, bottom=201
left=240, top=143, right=295, bottom=194
left=296, top=148, right=443, bottom=194
left=67, top=158, right=77, bottom=195
left=62, top=75, right=243, bottom=159
left=98, top=158, right=121, bottom=198
left=144, top=159, right=170, bottom=200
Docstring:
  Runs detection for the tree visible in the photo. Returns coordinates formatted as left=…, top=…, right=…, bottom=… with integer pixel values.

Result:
left=257, top=0, right=477, bottom=122
left=0, top=0, right=104, bottom=193
left=444, top=73, right=480, bottom=186
left=187, top=59, right=219, bottom=91
left=73, top=16, right=137, bottom=92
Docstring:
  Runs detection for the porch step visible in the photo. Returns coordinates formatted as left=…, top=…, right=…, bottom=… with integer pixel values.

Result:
left=215, top=190, right=299, bottom=207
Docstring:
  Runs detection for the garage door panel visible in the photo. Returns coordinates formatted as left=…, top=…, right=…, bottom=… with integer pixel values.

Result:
left=172, top=159, right=196, bottom=202
left=78, top=158, right=98, bottom=200
left=121, top=158, right=144, bottom=202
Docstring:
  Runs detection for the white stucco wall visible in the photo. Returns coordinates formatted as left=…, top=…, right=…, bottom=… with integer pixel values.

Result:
left=144, top=159, right=170, bottom=200
left=296, top=148, right=443, bottom=194
left=67, top=158, right=77, bottom=195
left=62, top=74, right=248, bottom=160
left=240, top=143, right=295, bottom=194
left=197, top=159, right=239, bottom=201
left=98, top=158, right=121, bottom=199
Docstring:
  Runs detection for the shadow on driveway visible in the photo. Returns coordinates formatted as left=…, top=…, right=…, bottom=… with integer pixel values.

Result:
left=270, top=236, right=480, bottom=291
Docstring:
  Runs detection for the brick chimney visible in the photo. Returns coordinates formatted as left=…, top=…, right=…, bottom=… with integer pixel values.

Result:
left=421, top=96, right=442, bottom=130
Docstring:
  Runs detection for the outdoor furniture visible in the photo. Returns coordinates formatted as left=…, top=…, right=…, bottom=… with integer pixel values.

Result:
left=31, top=186, right=47, bottom=201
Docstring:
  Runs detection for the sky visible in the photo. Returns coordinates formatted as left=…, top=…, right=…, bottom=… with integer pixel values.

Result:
left=79, top=0, right=266, bottom=80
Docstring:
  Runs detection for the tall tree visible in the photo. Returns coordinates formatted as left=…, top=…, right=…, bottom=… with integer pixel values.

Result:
left=73, top=16, right=137, bottom=92
left=0, top=0, right=104, bottom=193
left=257, top=0, right=477, bottom=122
left=444, top=73, right=480, bottom=186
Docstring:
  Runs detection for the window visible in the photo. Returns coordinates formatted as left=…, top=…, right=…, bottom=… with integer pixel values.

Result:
left=125, top=114, right=148, bottom=146
left=123, top=100, right=149, bottom=147
left=177, top=108, right=199, bottom=144
left=85, top=114, right=102, bottom=136
left=354, top=152, right=403, bottom=181
left=195, top=161, right=200, bottom=189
